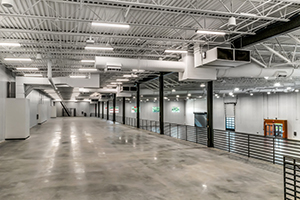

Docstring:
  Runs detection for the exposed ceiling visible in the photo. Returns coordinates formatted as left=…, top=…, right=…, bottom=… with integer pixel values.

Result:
left=1, top=0, right=300, bottom=99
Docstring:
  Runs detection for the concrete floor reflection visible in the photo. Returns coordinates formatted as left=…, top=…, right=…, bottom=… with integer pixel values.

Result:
left=0, top=117, right=283, bottom=200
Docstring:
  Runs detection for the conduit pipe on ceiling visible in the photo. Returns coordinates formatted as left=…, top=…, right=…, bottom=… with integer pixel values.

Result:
left=95, top=56, right=185, bottom=72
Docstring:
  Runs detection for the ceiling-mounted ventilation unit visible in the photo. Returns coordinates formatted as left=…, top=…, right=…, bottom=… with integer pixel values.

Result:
left=120, top=86, right=137, bottom=92
left=104, top=63, right=122, bottom=72
left=199, top=47, right=251, bottom=68
left=274, top=71, right=288, bottom=78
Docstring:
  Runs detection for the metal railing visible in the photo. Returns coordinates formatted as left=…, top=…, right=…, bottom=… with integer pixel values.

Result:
left=284, top=156, right=300, bottom=199
left=215, top=129, right=300, bottom=165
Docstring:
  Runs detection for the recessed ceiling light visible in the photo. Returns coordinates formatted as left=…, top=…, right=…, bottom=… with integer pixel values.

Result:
left=91, top=22, right=130, bottom=28
left=287, top=87, right=292, bottom=90
left=200, top=83, right=206, bottom=88
left=0, top=42, right=20, bottom=47
left=132, top=69, right=145, bottom=72
left=16, top=67, right=38, bottom=70
left=111, top=82, right=122, bottom=85
left=229, top=92, right=233, bottom=96
left=264, top=76, right=269, bottom=80
left=188, top=93, right=191, bottom=97
left=197, top=30, right=226, bottom=35
left=4, top=58, right=32, bottom=61
left=172, top=89, right=176, bottom=92
left=295, top=89, right=299, bottom=93
left=267, top=92, right=271, bottom=95
left=176, top=95, right=180, bottom=98
left=234, top=88, right=239, bottom=91
left=165, top=49, right=188, bottom=54
left=123, top=74, right=138, bottom=78
left=250, top=93, right=254, bottom=96
left=80, top=60, right=95, bottom=63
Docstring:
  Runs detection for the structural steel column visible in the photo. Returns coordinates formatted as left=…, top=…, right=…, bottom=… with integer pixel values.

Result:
left=122, top=97, right=126, bottom=124
left=95, top=104, right=97, bottom=117
left=207, top=81, right=214, bottom=147
left=107, top=101, right=109, bottom=120
left=159, top=72, right=164, bottom=135
left=113, top=94, right=116, bottom=122
left=97, top=101, right=100, bottom=118
left=136, top=82, right=140, bottom=128
left=102, top=101, right=104, bottom=119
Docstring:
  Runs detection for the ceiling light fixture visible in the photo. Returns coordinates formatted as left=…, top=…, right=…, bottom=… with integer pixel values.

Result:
left=274, top=82, right=281, bottom=87
left=172, top=89, right=176, bottom=92
left=85, top=45, right=114, bottom=51
left=165, top=49, right=188, bottom=54
left=240, top=13, right=258, bottom=17
left=91, top=22, right=130, bottom=29
left=176, top=95, right=180, bottom=98
left=16, top=67, right=38, bottom=70
left=107, top=85, right=117, bottom=87
left=229, top=92, right=233, bottom=96
left=1, top=0, right=15, bottom=8
left=69, top=75, right=87, bottom=79
left=234, top=88, right=239, bottom=91
left=188, top=93, right=191, bottom=97
left=200, top=83, right=206, bottom=88
left=80, top=60, right=95, bottom=63
left=287, top=87, right=292, bottom=90
left=267, top=92, right=271, bottom=95
left=250, top=93, right=254, bottom=96
left=0, top=42, right=20, bottom=47
left=197, top=30, right=226, bottom=35
left=295, top=89, right=299, bottom=93
left=123, top=74, right=138, bottom=78
left=78, top=68, right=98, bottom=72
left=264, top=77, right=269, bottom=80
left=111, top=82, right=122, bottom=85
left=4, top=58, right=32, bottom=61
left=132, top=69, right=145, bottom=72
left=116, top=79, right=129, bottom=82
left=24, top=74, right=42, bottom=77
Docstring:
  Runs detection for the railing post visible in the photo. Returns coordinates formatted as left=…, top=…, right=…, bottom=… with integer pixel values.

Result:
left=169, top=123, right=171, bottom=136
left=177, top=124, right=179, bottom=139
left=294, top=159, right=296, bottom=199
left=196, top=127, right=198, bottom=144
left=273, top=138, right=275, bottom=164
left=228, top=132, right=231, bottom=152
left=248, top=134, right=250, bottom=157
left=283, top=157, right=286, bottom=200
left=185, top=125, right=188, bottom=141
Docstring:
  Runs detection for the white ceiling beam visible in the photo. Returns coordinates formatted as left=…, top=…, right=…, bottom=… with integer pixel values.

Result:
left=261, top=43, right=292, bottom=63
left=44, top=0, right=289, bottom=22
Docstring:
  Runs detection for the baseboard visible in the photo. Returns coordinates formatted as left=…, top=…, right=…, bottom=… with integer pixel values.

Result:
left=5, top=135, right=30, bottom=140
left=38, top=120, right=47, bottom=125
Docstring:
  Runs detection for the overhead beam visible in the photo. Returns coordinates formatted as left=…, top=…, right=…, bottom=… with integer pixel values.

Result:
left=45, top=0, right=289, bottom=22
left=233, top=14, right=300, bottom=48
left=261, top=44, right=292, bottom=63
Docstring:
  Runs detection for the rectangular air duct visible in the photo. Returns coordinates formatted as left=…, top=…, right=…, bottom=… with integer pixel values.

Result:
left=200, top=47, right=251, bottom=68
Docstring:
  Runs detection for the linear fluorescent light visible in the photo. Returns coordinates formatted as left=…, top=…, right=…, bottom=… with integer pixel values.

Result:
left=165, top=49, right=188, bottom=54
left=197, top=30, right=226, bottom=35
left=91, top=22, right=130, bottom=29
left=132, top=69, right=145, bottom=72
left=85, top=46, right=114, bottom=51
left=107, top=85, right=118, bottom=87
left=123, top=74, right=138, bottom=78
left=16, top=67, right=38, bottom=70
left=24, top=74, right=42, bottom=77
left=116, top=79, right=129, bottom=82
left=78, top=68, right=98, bottom=71
left=274, top=82, right=281, bottom=87
left=0, top=42, right=20, bottom=47
left=111, top=82, right=122, bottom=85
left=69, top=75, right=87, bottom=79
left=240, top=13, right=258, bottom=17
left=80, top=60, right=95, bottom=63
left=4, top=58, right=32, bottom=61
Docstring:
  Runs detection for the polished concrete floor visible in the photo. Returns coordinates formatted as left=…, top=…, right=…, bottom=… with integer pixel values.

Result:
left=0, top=117, right=283, bottom=200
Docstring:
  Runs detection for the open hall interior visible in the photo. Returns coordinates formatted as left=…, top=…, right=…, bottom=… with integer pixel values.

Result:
left=1, top=0, right=300, bottom=199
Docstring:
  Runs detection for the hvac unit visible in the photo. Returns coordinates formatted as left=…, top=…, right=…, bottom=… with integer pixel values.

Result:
left=104, top=63, right=122, bottom=72
left=120, top=86, right=137, bottom=92
left=274, top=71, right=288, bottom=78
left=200, top=47, right=251, bottom=68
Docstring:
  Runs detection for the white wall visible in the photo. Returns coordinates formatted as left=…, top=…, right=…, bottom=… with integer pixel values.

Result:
left=0, top=66, right=14, bottom=142
left=185, top=99, right=207, bottom=126
left=26, top=90, right=51, bottom=128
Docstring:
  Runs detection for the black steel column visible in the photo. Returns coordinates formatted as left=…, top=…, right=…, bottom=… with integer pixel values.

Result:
left=207, top=81, right=214, bottom=147
left=136, top=82, right=140, bottom=128
left=95, top=104, right=97, bottom=117
left=122, top=97, right=125, bottom=124
left=101, top=101, right=104, bottom=119
left=159, top=72, right=164, bottom=135
left=107, top=101, right=109, bottom=120
left=113, top=94, right=116, bottom=122
left=97, top=101, right=100, bottom=118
